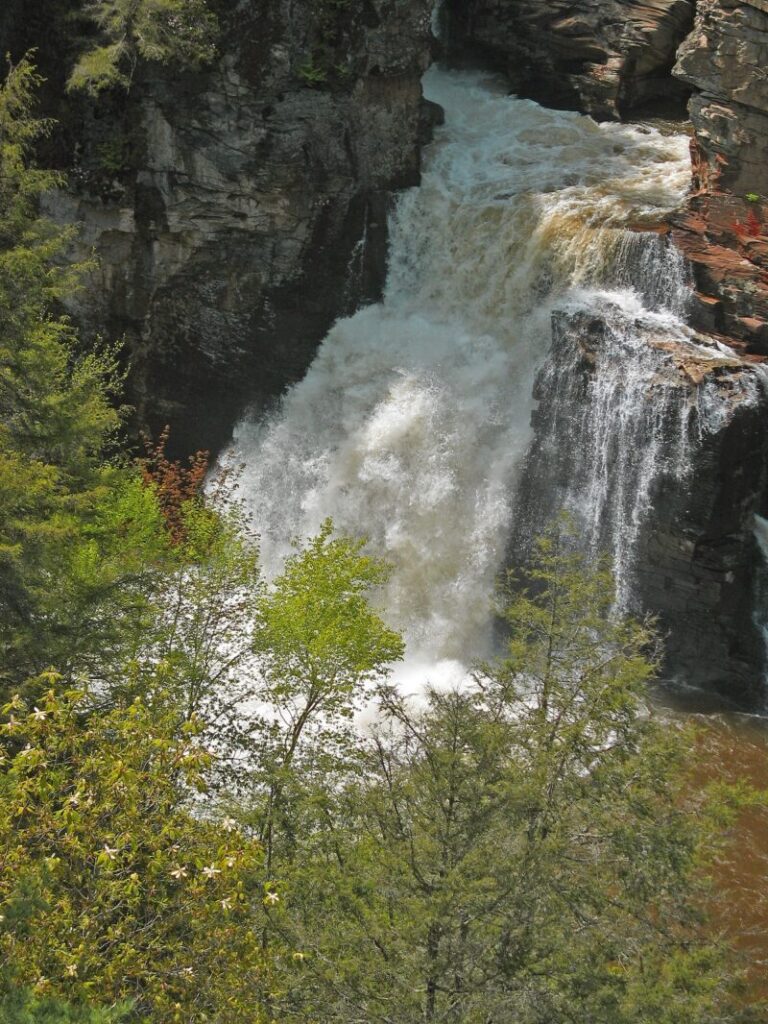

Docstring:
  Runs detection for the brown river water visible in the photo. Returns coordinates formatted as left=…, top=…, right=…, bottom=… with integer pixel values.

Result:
left=686, top=711, right=768, bottom=1001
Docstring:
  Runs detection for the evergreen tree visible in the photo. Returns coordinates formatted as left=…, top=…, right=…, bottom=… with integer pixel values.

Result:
left=0, top=57, right=180, bottom=702
left=256, top=538, right=756, bottom=1023
left=68, top=0, right=219, bottom=94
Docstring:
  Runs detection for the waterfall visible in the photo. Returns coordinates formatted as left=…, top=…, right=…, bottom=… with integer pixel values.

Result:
left=226, top=68, right=722, bottom=682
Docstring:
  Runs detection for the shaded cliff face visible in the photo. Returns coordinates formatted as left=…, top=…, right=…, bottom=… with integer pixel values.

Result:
left=672, top=0, right=768, bottom=354
left=31, top=0, right=434, bottom=455
left=442, top=0, right=694, bottom=119
left=510, top=305, right=768, bottom=708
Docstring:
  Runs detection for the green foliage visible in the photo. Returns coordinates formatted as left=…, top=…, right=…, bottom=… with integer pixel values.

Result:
left=297, top=59, right=328, bottom=86
left=254, top=519, right=403, bottom=707
left=0, top=57, right=146, bottom=696
left=0, top=685, right=269, bottom=1022
left=297, top=0, right=355, bottom=88
left=241, top=521, right=403, bottom=873
left=253, top=538, right=751, bottom=1023
left=69, top=0, right=219, bottom=95
left=0, top=988, right=129, bottom=1022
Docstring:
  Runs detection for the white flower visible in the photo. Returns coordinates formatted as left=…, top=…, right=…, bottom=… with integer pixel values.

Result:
left=31, top=707, right=47, bottom=721
left=264, top=891, right=280, bottom=905
left=170, top=864, right=188, bottom=880
left=102, top=844, right=118, bottom=860
left=182, top=967, right=194, bottom=976
left=224, top=856, right=236, bottom=868
left=202, top=865, right=221, bottom=879
left=65, top=964, right=78, bottom=977
left=68, top=793, right=80, bottom=807
left=220, top=897, right=232, bottom=911
left=221, top=816, right=238, bottom=832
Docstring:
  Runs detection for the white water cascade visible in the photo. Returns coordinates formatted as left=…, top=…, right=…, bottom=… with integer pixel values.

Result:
left=226, top=67, right=712, bottom=684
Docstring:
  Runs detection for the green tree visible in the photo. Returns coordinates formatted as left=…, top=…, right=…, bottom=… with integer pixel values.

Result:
left=243, top=520, right=404, bottom=873
left=0, top=683, right=271, bottom=1022
left=0, top=57, right=185, bottom=703
left=0, top=988, right=128, bottom=1023
left=68, top=0, right=219, bottom=94
left=0, top=55, right=137, bottom=697
left=262, top=538, right=753, bottom=1023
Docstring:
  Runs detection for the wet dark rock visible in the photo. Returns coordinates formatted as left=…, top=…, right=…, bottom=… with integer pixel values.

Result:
left=509, top=306, right=768, bottom=708
left=443, top=0, right=694, bottom=119
left=7, top=0, right=435, bottom=457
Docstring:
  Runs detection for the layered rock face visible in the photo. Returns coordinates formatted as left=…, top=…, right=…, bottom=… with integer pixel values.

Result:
left=510, top=305, right=768, bottom=707
left=672, top=0, right=768, bottom=354
left=16, top=0, right=434, bottom=455
left=443, top=0, right=694, bottom=118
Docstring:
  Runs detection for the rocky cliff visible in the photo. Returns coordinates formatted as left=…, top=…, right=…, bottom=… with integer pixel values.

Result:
left=442, top=0, right=694, bottom=118
left=510, top=305, right=768, bottom=708
left=3, top=0, right=435, bottom=455
left=672, top=0, right=768, bottom=355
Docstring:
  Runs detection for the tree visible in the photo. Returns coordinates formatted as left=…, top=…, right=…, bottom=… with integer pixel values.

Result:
left=260, top=537, right=754, bottom=1024
left=0, top=988, right=128, bottom=1023
left=68, top=0, right=219, bottom=94
left=0, top=683, right=273, bottom=1022
left=0, top=55, right=138, bottom=698
left=0, top=59, right=192, bottom=704
left=243, top=520, right=404, bottom=873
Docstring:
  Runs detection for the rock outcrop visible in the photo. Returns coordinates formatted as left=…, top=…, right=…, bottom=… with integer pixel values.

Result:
left=672, top=0, right=768, bottom=355
left=3, top=0, right=435, bottom=455
left=509, top=304, right=768, bottom=708
left=442, top=0, right=694, bottom=119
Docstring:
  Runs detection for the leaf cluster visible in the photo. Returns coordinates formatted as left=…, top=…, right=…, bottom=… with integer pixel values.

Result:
left=68, top=0, right=219, bottom=95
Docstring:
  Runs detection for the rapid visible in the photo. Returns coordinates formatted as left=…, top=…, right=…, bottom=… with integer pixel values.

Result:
left=228, top=67, right=700, bottom=684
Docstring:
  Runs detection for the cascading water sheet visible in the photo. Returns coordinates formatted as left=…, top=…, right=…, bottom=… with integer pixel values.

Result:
left=227, top=67, right=695, bottom=682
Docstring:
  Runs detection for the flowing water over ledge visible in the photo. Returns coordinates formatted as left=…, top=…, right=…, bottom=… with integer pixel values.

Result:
left=228, top=67, right=706, bottom=684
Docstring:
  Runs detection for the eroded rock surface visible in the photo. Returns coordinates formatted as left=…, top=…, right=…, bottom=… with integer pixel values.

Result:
left=443, top=0, right=694, bottom=119
left=7, top=0, right=435, bottom=455
left=672, top=0, right=768, bottom=355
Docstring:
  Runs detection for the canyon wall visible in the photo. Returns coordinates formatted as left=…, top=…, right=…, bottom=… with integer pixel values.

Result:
left=2, top=0, right=435, bottom=455
left=672, top=0, right=768, bottom=355
left=510, top=306, right=768, bottom=707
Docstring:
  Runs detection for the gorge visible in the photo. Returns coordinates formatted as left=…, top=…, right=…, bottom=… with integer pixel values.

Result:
left=3, top=1, right=768, bottom=704
left=223, top=4, right=768, bottom=711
